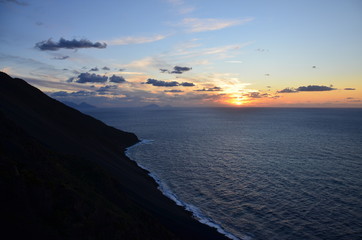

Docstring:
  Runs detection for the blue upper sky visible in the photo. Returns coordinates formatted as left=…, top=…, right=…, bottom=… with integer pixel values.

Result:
left=1, top=0, right=361, bottom=107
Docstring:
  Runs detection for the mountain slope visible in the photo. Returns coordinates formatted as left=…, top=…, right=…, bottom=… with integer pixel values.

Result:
left=0, top=72, right=229, bottom=240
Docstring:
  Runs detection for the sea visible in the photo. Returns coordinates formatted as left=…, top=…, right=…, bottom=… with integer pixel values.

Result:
left=84, top=107, right=362, bottom=240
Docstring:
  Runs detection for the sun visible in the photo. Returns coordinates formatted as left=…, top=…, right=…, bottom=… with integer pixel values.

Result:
left=233, top=98, right=244, bottom=105
left=224, top=94, right=250, bottom=106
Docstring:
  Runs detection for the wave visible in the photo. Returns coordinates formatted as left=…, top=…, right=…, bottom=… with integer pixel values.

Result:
left=125, top=139, right=249, bottom=240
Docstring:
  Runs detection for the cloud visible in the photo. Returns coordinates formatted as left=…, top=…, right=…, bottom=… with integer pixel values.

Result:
left=0, top=0, right=28, bottom=6
left=182, top=17, right=253, bottom=32
left=107, top=35, right=166, bottom=45
left=171, top=66, right=192, bottom=74
left=90, top=67, right=99, bottom=71
left=97, top=85, right=118, bottom=95
left=278, top=85, right=337, bottom=93
left=179, top=82, right=195, bottom=87
left=195, top=87, right=222, bottom=92
left=170, top=43, right=250, bottom=60
left=247, top=92, right=269, bottom=98
left=225, top=60, right=243, bottom=64
left=125, top=56, right=166, bottom=69
left=178, top=6, right=195, bottom=14
left=164, top=90, right=184, bottom=93
left=296, top=85, right=335, bottom=91
left=166, top=0, right=195, bottom=14
left=278, top=88, right=298, bottom=93
left=67, top=72, right=126, bottom=84
left=70, top=72, right=108, bottom=83
left=50, top=91, right=96, bottom=97
left=160, top=66, right=192, bottom=74
left=109, top=75, right=126, bottom=83
left=102, top=66, right=110, bottom=71
left=344, top=88, right=356, bottom=90
left=35, top=38, right=107, bottom=51
left=167, top=0, right=183, bottom=4
left=52, top=55, right=69, bottom=60
left=346, top=98, right=361, bottom=102
left=50, top=86, right=121, bottom=98
left=145, top=78, right=194, bottom=87
left=145, top=78, right=179, bottom=87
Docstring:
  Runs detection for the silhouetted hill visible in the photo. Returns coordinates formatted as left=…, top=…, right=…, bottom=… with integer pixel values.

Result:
left=0, top=72, right=229, bottom=240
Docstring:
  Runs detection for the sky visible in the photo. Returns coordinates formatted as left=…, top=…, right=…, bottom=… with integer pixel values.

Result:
left=1, top=0, right=361, bottom=107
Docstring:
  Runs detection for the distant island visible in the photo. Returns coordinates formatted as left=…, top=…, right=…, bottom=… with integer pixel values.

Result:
left=62, top=101, right=97, bottom=110
left=142, top=104, right=174, bottom=109
left=0, top=72, right=228, bottom=240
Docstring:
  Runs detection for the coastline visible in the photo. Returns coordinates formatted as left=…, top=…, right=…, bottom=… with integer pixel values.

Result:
left=117, top=140, right=232, bottom=240
left=125, top=140, right=241, bottom=240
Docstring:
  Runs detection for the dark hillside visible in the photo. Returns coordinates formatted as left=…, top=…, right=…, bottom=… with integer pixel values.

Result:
left=0, top=72, right=229, bottom=240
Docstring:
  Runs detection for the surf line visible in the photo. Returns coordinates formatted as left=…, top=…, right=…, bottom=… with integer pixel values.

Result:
left=125, top=139, right=243, bottom=240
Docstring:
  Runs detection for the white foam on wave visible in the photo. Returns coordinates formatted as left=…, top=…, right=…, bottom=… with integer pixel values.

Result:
left=125, top=139, right=250, bottom=240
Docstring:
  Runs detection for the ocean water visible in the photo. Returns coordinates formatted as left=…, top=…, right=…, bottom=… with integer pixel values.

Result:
left=85, top=107, right=362, bottom=240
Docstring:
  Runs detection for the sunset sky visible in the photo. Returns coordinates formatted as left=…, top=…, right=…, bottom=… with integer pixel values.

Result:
left=1, top=0, right=361, bottom=107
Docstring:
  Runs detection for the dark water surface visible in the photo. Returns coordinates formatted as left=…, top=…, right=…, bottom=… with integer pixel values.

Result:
left=86, top=107, right=362, bottom=240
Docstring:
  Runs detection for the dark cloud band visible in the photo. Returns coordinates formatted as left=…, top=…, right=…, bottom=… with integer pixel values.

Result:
left=160, top=66, right=192, bottom=74
left=50, top=90, right=96, bottom=97
left=164, top=90, right=184, bottom=93
left=109, top=75, right=126, bottom=83
left=195, top=87, right=222, bottom=92
left=171, top=66, right=192, bottom=74
left=297, top=85, right=335, bottom=91
left=146, top=79, right=179, bottom=87
left=145, top=78, right=194, bottom=87
left=35, top=38, right=107, bottom=51
left=68, top=72, right=126, bottom=84
left=277, top=88, right=298, bottom=93
left=279, top=85, right=336, bottom=93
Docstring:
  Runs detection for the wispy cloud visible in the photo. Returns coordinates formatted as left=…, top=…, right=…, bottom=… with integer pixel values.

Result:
left=166, top=0, right=183, bottom=5
left=125, top=56, right=167, bottom=69
left=182, top=17, right=253, bottom=32
left=225, top=60, right=243, bottom=64
left=52, top=55, right=69, bottom=60
left=169, top=43, right=251, bottom=60
left=164, top=89, right=184, bottom=93
left=0, top=0, right=28, bottom=6
left=195, top=86, right=223, bottom=92
left=107, top=35, right=167, bottom=45
left=166, top=0, right=195, bottom=14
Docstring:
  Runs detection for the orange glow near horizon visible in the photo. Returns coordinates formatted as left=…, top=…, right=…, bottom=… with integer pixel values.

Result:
left=216, top=88, right=362, bottom=108
left=222, top=94, right=251, bottom=106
